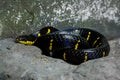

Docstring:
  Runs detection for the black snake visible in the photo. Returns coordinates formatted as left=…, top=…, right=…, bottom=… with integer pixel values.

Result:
left=16, top=26, right=110, bottom=65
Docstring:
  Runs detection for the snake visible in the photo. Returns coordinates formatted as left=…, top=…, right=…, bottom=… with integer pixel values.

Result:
left=16, top=26, right=110, bottom=65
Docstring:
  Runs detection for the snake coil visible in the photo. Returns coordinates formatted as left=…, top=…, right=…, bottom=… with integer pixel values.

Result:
left=16, top=26, right=110, bottom=65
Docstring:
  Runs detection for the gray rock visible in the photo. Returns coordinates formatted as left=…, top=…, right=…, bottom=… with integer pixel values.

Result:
left=0, top=0, right=120, bottom=39
left=0, top=21, right=3, bottom=37
left=0, top=38, right=120, bottom=80
left=0, top=38, right=76, bottom=80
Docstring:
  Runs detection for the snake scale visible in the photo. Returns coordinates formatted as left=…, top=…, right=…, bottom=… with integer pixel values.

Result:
left=16, top=26, right=110, bottom=65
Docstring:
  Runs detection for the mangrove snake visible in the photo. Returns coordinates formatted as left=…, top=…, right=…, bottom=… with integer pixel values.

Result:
left=16, top=26, right=110, bottom=65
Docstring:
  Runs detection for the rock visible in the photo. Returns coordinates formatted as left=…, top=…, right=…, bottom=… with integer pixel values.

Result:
left=0, top=0, right=120, bottom=39
left=0, top=38, right=76, bottom=80
left=0, top=38, right=120, bottom=80
left=0, top=21, right=3, bottom=37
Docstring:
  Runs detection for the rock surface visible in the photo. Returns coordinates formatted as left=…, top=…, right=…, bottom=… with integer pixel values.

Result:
left=0, top=38, right=120, bottom=80
left=0, top=0, right=120, bottom=38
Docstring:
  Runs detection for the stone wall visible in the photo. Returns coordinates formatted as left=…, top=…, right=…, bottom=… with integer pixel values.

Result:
left=0, top=0, right=120, bottom=39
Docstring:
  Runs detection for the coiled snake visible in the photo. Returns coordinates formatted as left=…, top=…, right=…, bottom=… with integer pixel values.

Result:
left=16, top=26, right=110, bottom=65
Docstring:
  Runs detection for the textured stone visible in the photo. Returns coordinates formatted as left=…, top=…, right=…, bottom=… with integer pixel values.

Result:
left=0, top=0, right=120, bottom=38
left=0, top=38, right=120, bottom=80
left=0, top=22, right=3, bottom=37
left=0, top=38, right=76, bottom=80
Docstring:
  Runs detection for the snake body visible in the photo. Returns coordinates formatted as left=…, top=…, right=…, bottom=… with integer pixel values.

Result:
left=16, top=26, right=110, bottom=65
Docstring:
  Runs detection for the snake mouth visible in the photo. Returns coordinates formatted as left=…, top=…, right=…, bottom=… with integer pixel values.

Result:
left=15, top=35, right=36, bottom=45
left=16, top=35, right=28, bottom=42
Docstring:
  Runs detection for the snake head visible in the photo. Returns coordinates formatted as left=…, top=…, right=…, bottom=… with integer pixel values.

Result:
left=15, top=35, right=36, bottom=45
